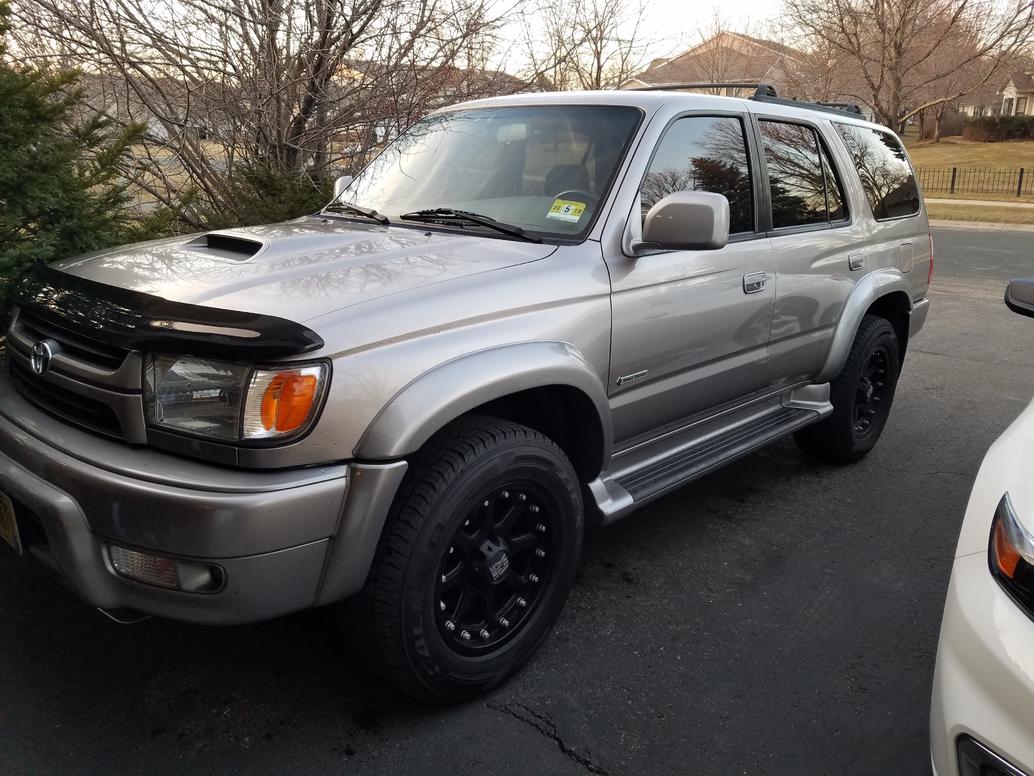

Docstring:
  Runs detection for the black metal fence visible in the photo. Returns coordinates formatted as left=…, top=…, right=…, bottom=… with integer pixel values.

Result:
left=916, top=167, right=1034, bottom=197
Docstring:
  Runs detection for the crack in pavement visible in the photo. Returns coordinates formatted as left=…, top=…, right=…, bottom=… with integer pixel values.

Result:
left=485, top=700, right=610, bottom=775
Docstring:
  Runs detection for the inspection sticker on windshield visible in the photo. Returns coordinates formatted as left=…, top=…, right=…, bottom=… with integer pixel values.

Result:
left=547, top=199, right=586, bottom=223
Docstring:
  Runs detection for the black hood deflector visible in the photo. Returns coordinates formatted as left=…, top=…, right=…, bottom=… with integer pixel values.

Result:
left=15, top=261, right=324, bottom=359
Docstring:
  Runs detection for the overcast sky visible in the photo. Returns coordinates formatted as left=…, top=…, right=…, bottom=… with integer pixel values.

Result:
left=496, top=0, right=787, bottom=75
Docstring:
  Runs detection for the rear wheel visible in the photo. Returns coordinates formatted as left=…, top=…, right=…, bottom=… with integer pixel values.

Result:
left=794, top=314, right=900, bottom=464
left=348, top=416, right=583, bottom=702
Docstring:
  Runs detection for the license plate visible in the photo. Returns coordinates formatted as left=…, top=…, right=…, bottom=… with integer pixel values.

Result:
left=0, top=492, right=22, bottom=555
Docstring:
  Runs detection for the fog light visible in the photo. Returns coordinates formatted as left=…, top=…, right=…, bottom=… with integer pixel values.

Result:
left=108, top=545, right=222, bottom=592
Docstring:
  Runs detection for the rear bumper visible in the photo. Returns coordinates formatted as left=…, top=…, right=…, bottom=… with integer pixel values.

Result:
left=0, top=370, right=406, bottom=624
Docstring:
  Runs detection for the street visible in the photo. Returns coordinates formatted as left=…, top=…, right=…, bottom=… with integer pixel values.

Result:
left=2, top=226, right=1033, bottom=776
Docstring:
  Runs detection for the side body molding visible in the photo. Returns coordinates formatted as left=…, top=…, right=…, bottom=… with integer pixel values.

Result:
left=816, top=268, right=913, bottom=383
left=355, top=341, right=613, bottom=465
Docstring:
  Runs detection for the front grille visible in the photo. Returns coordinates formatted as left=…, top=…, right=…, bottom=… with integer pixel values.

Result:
left=9, top=360, right=123, bottom=438
left=16, top=310, right=128, bottom=370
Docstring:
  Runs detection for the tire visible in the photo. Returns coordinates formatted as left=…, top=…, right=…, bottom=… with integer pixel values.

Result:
left=348, top=415, right=583, bottom=702
left=794, top=314, right=901, bottom=464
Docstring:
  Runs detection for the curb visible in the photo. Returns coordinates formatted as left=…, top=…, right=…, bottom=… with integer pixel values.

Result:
left=929, top=219, right=1034, bottom=233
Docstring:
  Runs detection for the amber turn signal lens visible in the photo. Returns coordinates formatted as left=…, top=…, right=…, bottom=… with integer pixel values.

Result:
left=259, top=371, right=319, bottom=432
left=993, top=517, right=1022, bottom=578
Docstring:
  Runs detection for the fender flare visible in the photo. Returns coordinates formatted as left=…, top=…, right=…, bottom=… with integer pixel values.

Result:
left=354, top=341, right=613, bottom=466
left=816, top=269, right=913, bottom=383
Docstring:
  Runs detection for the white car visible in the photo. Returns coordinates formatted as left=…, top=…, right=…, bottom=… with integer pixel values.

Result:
left=931, top=278, right=1034, bottom=776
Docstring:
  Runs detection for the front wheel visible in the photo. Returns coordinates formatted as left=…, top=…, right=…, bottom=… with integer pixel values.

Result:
left=794, top=314, right=901, bottom=464
left=348, top=416, right=583, bottom=702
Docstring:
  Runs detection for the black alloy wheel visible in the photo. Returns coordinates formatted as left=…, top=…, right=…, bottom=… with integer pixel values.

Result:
left=853, top=345, right=891, bottom=435
left=435, top=484, right=558, bottom=655
left=348, top=416, right=583, bottom=702
left=794, top=313, right=901, bottom=463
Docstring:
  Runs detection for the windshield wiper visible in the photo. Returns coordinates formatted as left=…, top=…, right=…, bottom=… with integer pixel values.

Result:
left=400, top=208, right=542, bottom=243
left=322, top=200, right=390, bottom=225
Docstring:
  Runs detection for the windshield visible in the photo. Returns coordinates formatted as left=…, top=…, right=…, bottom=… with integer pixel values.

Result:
left=331, top=105, right=642, bottom=239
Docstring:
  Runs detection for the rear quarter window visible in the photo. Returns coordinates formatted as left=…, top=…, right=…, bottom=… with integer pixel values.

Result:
left=834, top=124, right=921, bottom=220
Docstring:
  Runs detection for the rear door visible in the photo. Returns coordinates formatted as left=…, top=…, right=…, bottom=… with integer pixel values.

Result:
left=606, top=113, right=776, bottom=445
left=752, top=114, right=867, bottom=387
left=831, top=123, right=929, bottom=303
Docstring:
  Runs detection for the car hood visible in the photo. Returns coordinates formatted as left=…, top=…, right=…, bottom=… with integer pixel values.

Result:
left=50, top=217, right=557, bottom=325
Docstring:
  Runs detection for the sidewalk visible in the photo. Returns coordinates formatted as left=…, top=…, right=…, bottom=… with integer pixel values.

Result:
left=929, top=219, right=1034, bottom=232
left=926, top=197, right=1034, bottom=209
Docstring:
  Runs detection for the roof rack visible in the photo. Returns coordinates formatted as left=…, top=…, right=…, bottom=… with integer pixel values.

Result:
left=629, top=81, right=865, bottom=117
left=631, top=82, right=777, bottom=99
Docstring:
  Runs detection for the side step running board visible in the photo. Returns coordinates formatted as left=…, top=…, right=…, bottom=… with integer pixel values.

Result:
left=596, top=406, right=820, bottom=523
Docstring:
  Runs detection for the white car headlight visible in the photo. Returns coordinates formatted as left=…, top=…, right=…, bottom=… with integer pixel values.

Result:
left=989, top=492, right=1034, bottom=618
left=144, top=355, right=328, bottom=443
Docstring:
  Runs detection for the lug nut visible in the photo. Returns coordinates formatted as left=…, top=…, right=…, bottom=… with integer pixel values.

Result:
left=441, top=574, right=447, bottom=583
left=501, top=490, right=509, bottom=498
left=517, top=597, right=527, bottom=608
left=530, top=505, right=540, bottom=513
left=449, top=547, right=454, bottom=554
left=536, top=549, right=546, bottom=558
left=445, top=620, right=456, bottom=631
left=536, top=524, right=547, bottom=532
left=483, top=500, right=490, bottom=507
left=440, top=600, right=447, bottom=611
left=461, top=630, right=471, bottom=640
left=480, top=628, right=491, bottom=639
left=499, top=617, right=510, bottom=628
left=519, top=493, right=527, bottom=501
left=529, top=573, right=540, bottom=583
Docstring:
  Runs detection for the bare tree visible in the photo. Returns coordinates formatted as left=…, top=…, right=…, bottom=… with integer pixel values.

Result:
left=9, top=0, right=517, bottom=226
left=783, top=0, right=1033, bottom=129
left=521, top=0, right=648, bottom=90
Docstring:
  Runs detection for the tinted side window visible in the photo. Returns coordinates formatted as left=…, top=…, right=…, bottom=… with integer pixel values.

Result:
left=759, top=121, right=828, bottom=228
left=834, top=124, right=920, bottom=219
left=642, top=116, right=754, bottom=234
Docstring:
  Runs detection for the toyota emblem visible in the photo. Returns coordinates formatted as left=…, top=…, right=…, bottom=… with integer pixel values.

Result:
left=30, top=340, right=54, bottom=376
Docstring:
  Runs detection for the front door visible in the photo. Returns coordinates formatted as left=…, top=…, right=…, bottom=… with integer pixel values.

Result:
left=607, top=114, right=775, bottom=446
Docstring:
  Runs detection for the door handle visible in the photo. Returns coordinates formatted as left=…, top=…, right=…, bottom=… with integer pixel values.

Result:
left=743, top=272, right=767, bottom=294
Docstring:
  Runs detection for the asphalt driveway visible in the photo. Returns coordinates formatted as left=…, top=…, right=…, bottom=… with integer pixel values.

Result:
left=2, top=226, right=1033, bottom=775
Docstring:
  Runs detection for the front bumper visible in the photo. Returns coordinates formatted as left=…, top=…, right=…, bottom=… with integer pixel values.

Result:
left=0, top=373, right=406, bottom=624
left=930, top=552, right=1034, bottom=776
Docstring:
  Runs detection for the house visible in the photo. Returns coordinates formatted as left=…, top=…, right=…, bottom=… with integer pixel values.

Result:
left=958, top=85, right=1002, bottom=118
left=619, top=31, right=803, bottom=97
left=1000, top=71, right=1034, bottom=116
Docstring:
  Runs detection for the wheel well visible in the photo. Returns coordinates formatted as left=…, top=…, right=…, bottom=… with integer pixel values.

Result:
left=865, top=291, right=911, bottom=367
left=469, top=385, right=605, bottom=482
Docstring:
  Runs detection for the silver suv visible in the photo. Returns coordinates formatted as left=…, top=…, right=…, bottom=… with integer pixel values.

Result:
left=0, top=86, right=931, bottom=700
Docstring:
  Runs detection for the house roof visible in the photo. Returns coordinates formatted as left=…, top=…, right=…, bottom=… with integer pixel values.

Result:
left=1008, top=71, right=1034, bottom=92
left=622, top=31, right=803, bottom=89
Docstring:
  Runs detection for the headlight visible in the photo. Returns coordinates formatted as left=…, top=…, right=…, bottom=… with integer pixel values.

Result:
left=144, top=355, right=327, bottom=443
left=989, top=493, right=1034, bottom=617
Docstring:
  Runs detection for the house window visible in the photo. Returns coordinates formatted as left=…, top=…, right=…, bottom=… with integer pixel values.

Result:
left=1005, top=97, right=1015, bottom=115
left=1018, top=97, right=1028, bottom=116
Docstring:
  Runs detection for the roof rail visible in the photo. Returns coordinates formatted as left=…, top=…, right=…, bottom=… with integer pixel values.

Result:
left=628, top=81, right=867, bottom=118
left=631, top=82, right=777, bottom=99
left=750, top=93, right=866, bottom=117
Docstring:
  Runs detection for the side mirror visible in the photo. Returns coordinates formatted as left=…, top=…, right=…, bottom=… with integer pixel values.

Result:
left=333, top=175, right=354, bottom=199
left=636, top=191, right=730, bottom=253
left=1005, top=278, right=1034, bottom=318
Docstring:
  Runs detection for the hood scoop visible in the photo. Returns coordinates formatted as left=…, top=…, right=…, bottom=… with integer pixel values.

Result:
left=186, top=232, right=264, bottom=261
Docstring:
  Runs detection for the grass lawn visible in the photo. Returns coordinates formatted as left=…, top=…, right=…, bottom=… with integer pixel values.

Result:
left=927, top=202, right=1034, bottom=225
left=905, top=136, right=1034, bottom=168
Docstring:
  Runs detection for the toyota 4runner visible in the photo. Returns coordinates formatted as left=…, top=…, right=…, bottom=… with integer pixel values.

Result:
left=0, top=85, right=931, bottom=701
